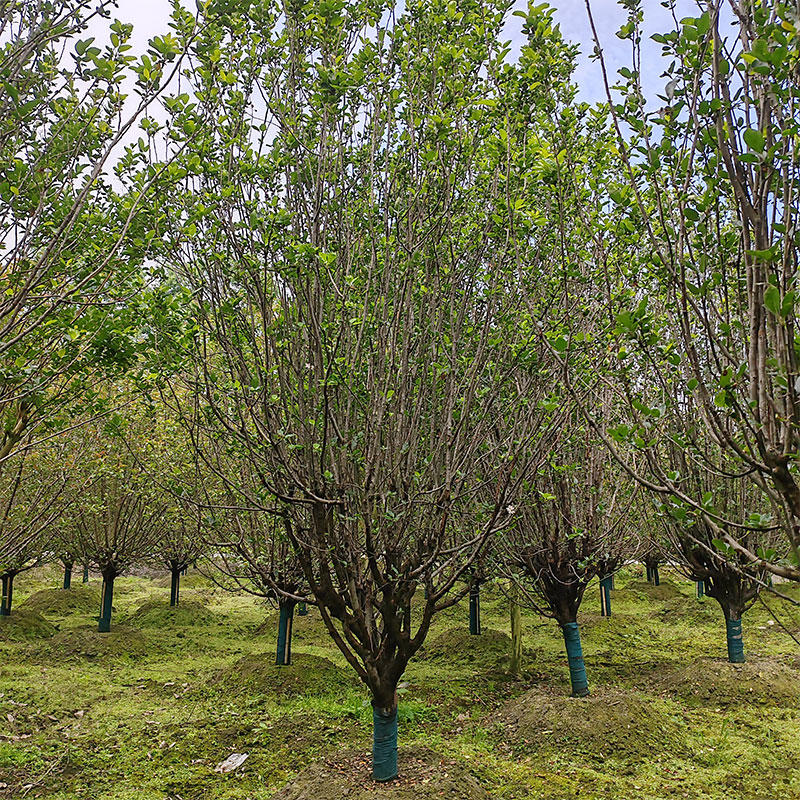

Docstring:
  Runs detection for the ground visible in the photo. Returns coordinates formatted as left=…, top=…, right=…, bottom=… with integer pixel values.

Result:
left=1, top=567, right=799, bottom=799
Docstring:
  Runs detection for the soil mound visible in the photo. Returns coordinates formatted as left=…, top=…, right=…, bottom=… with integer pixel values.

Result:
left=128, top=599, right=212, bottom=627
left=32, top=624, right=148, bottom=660
left=624, top=579, right=685, bottom=601
left=420, top=627, right=511, bottom=668
left=20, top=585, right=101, bottom=616
left=657, top=657, right=800, bottom=706
left=213, top=652, right=357, bottom=698
left=272, top=747, right=489, bottom=800
left=0, top=609, right=56, bottom=641
left=495, top=685, right=684, bottom=759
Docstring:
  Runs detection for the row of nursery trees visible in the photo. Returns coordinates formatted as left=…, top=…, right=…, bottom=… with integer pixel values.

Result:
left=2, top=0, right=799, bottom=782
left=1, top=403, right=782, bottom=672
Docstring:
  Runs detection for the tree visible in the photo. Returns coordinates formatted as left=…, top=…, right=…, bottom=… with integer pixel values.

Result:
left=0, top=0, right=194, bottom=472
left=209, top=491, right=309, bottom=666
left=502, top=436, right=636, bottom=697
left=575, top=0, right=800, bottom=580
left=658, top=448, right=783, bottom=663
left=64, top=416, right=166, bottom=631
left=0, top=442, right=70, bottom=614
left=153, top=0, right=573, bottom=780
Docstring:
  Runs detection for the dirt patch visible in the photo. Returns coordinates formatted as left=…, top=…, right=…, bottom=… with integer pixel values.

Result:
left=624, top=580, right=686, bottom=601
left=657, top=656, right=800, bottom=706
left=272, top=747, right=489, bottom=800
left=494, top=684, right=685, bottom=759
left=0, top=609, right=56, bottom=641
left=30, top=624, right=148, bottom=661
left=213, top=652, right=358, bottom=698
left=128, top=599, right=213, bottom=627
left=20, top=586, right=101, bottom=616
left=419, top=627, right=511, bottom=669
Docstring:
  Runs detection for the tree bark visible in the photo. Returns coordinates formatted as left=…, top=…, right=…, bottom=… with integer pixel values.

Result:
left=63, top=561, right=73, bottom=590
left=82, top=564, right=89, bottom=583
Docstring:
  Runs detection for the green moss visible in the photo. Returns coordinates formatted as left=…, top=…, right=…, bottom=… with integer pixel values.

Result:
left=0, top=609, right=56, bottom=641
left=420, top=627, right=512, bottom=668
left=30, top=624, right=148, bottom=661
left=212, top=651, right=358, bottom=698
left=658, top=657, right=800, bottom=706
left=2, top=567, right=800, bottom=800
left=127, top=598, right=213, bottom=627
left=495, top=684, right=687, bottom=760
left=20, top=585, right=102, bottom=616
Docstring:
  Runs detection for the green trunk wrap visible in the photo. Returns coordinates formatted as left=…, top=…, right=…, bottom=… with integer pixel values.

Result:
left=0, top=574, right=11, bottom=616
left=696, top=581, right=704, bottom=599
left=372, top=705, right=398, bottom=782
left=170, top=569, right=181, bottom=607
left=599, top=576, right=612, bottom=617
left=99, top=575, right=114, bottom=633
left=275, top=600, right=295, bottom=665
left=469, top=584, right=481, bottom=635
left=297, top=602, right=308, bottom=616
left=63, top=564, right=72, bottom=590
left=82, top=565, right=89, bottom=583
left=652, top=566, right=660, bottom=586
left=726, top=617, right=745, bottom=663
left=561, top=622, right=589, bottom=697
left=645, top=565, right=652, bottom=583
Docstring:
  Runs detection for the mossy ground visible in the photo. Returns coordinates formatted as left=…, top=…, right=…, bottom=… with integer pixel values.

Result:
left=1, top=564, right=799, bottom=799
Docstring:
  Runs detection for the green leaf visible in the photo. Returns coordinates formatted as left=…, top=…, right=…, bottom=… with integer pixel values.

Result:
left=743, top=128, right=765, bottom=153
left=764, top=285, right=781, bottom=316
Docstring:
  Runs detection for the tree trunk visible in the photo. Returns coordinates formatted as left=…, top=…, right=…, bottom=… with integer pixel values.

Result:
left=275, top=599, right=296, bottom=665
left=83, top=564, right=89, bottom=583
left=645, top=564, right=652, bottom=583
left=599, top=576, right=612, bottom=617
left=509, top=582, right=523, bottom=675
left=696, top=580, right=704, bottom=599
left=98, top=572, right=115, bottom=633
left=560, top=621, right=589, bottom=697
left=723, top=608, right=745, bottom=663
left=63, top=562, right=73, bottom=590
left=652, top=566, right=660, bottom=586
left=0, top=573, right=13, bottom=616
left=170, top=568, right=181, bottom=607
left=372, top=701, right=398, bottom=782
left=469, top=582, right=481, bottom=635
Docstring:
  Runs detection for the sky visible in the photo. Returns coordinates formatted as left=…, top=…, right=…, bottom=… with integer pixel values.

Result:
left=100, top=0, right=702, bottom=104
